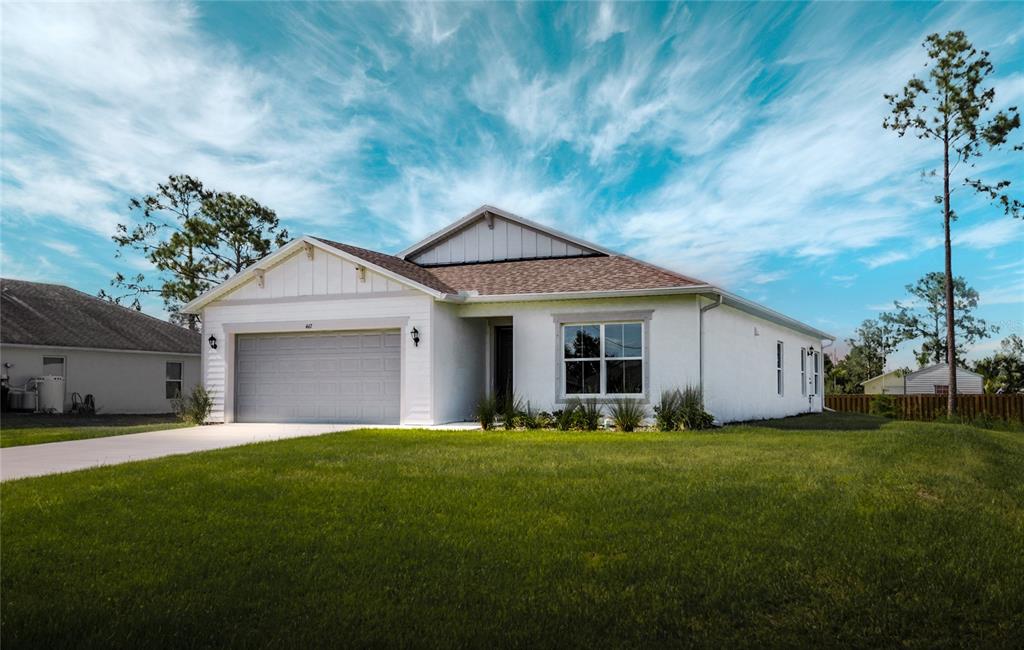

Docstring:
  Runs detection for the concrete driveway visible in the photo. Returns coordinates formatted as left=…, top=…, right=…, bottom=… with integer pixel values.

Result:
left=1, top=422, right=477, bottom=481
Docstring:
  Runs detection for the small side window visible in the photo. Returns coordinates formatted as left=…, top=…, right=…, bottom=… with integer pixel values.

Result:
left=800, top=348, right=807, bottom=396
left=165, top=362, right=183, bottom=399
left=776, top=341, right=784, bottom=396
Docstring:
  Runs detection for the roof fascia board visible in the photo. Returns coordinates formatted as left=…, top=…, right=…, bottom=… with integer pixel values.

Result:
left=397, top=204, right=616, bottom=259
left=182, top=237, right=446, bottom=313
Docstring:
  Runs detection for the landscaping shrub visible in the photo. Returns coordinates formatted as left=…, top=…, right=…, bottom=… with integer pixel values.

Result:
left=171, top=385, right=213, bottom=425
left=474, top=395, right=498, bottom=430
left=869, top=394, right=901, bottom=419
left=519, top=403, right=550, bottom=429
left=654, top=390, right=684, bottom=431
left=554, top=402, right=578, bottom=431
left=500, top=394, right=524, bottom=430
left=577, top=398, right=603, bottom=430
left=609, top=398, right=645, bottom=432
left=679, top=385, right=714, bottom=430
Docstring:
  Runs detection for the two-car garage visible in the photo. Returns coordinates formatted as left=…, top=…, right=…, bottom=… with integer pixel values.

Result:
left=234, top=330, right=401, bottom=424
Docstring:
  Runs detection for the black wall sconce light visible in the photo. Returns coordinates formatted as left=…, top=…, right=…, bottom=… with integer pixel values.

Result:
left=208, top=335, right=218, bottom=350
left=410, top=327, right=420, bottom=347
left=806, top=346, right=815, bottom=356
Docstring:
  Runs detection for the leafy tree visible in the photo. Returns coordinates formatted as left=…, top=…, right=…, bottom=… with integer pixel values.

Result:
left=101, top=175, right=217, bottom=330
left=880, top=272, right=997, bottom=367
left=201, top=191, right=289, bottom=276
left=883, top=30, right=1020, bottom=414
left=101, top=175, right=288, bottom=330
left=973, top=335, right=1024, bottom=394
left=826, top=319, right=899, bottom=394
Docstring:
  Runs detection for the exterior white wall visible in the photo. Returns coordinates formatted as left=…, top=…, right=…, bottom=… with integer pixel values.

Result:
left=863, top=373, right=906, bottom=394
left=0, top=344, right=199, bottom=414
left=904, top=364, right=983, bottom=394
left=410, top=214, right=596, bottom=265
left=456, top=295, right=702, bottom=414
left=431, top=302, right=486, bottom=423
left=702, top=304, right=824, bottom=422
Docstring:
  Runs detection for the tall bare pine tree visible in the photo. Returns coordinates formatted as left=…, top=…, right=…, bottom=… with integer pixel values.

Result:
left=883, top=31, right=1020, bottom=415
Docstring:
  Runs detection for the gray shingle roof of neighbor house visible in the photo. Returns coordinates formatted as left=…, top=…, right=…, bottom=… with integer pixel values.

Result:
left=0, top=278, right=201, bottom=354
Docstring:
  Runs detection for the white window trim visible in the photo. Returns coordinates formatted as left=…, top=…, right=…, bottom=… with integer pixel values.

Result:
left=552, top=311, right=652, bottom=403
left=562, top=322, right=644, bottom=398
left=165, top=361, right=184, bottom=399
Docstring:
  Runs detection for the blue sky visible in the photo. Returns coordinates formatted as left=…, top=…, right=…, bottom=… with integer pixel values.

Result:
left=2, top=2, right=1022, bottom=368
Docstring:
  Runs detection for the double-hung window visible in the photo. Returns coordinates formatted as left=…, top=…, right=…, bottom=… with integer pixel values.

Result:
left=776, top=341, right=784, bottom=396
left=165, top=362, right=183, bottom=399
left=563, top=322, right=643, bottom=396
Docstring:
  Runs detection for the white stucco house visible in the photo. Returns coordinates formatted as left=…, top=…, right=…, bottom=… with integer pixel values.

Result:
left=862, top=363, right=984, bottom=395
left=183, top=206, right=834, bottom=425
left=1, top=279, right=201, bottom=414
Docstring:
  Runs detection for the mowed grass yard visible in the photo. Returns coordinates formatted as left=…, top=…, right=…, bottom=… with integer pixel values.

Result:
left=0, top=413, right=185, bottom=447
left=2, top=414, right=1022, bottom=648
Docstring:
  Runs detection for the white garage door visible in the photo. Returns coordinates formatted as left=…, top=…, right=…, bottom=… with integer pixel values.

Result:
left=235, top=330, right=401, bottom=424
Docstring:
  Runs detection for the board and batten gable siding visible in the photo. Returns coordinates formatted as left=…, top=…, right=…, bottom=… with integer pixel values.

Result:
left=409, top=213, right=599, bottom=266
left=701, top=303, right=824, bottom=423
left=200, top=247, right=434, bottom=424
left=221, top=247, right=408, bottom=302
left=904, top=364, right=983, bottom=394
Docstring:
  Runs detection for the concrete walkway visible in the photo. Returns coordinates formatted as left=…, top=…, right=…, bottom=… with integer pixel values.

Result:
left=1, top=422, right=479, bottom=481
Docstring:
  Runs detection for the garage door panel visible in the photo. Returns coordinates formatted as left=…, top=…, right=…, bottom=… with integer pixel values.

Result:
left=235, top=329, right=401, bottom=424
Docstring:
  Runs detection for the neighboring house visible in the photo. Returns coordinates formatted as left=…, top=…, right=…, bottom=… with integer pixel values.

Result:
left=861, top=363, right=984, bottom=395
left=1, top=279, right=201, bottom=414
left=183, top=205, right=834, bottom=425
left=861, top=369, right=909, bottom=395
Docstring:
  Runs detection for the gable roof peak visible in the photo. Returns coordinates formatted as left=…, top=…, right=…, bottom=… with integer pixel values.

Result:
left=397, top=204, right=614, bottom=260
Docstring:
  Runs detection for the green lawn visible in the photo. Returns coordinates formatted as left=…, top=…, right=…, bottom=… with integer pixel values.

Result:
left=2, top=414, right=1022, bottom=647
left=1, top=420, right=188, bottom=447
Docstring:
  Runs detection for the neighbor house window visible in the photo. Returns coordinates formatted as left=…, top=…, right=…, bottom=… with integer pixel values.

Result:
left=165, top=362, right=183, bottom=399
left=563, top=322, right=643, bottom=395
left=800, top=347, right=807, bottom=396
left=812, top=352, right=821, bottom=396
left=776, top=341, right=784, bottom=396
left=42, top=356, right=65, bottom=377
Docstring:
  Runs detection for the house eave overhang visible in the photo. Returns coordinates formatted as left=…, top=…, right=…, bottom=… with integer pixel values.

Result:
left=454, top=285, right=834, bottom=341
left=181, top=236, right=448, bottom=314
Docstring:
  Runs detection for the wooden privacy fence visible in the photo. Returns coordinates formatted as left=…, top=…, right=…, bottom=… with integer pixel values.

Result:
left=826, top=394, right=1024, bottom=423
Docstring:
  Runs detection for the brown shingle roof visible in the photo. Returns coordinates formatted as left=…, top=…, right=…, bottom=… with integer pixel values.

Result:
left=1, top=279, right=200, bottom=353
left=312, top=238, right=457, bottom=294
left=426, top=256, right=706, bottom=296
left=312, top=238, right=705, bottom=297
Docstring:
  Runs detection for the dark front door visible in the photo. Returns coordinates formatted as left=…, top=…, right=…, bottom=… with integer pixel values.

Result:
left=494, top=326, right=513, bottom=401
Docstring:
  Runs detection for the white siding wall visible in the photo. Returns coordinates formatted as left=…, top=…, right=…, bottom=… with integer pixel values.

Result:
left=702, top=304, right=824, bottom=422
left=904, top=364, right=983, bottom=394
left=456, top=296, right=702, bottom=414
left=222, top=248, right=407, bottom=302
left=410, top=215, right=596, bottom=265
left=200, top=252, right=434, bottom=424
left=431, top=302, right=486, bottom=423
left=0, top=345, right=199, bottom=414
